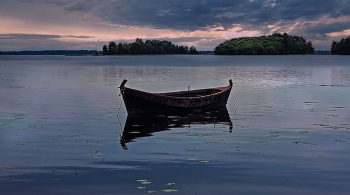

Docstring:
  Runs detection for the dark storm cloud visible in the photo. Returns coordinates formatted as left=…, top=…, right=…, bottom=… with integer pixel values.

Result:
left=92, top=0, right=350, bottom=32
left=2, top=0, right=350, bottom=51
left=14, top=0, right=350, bottom=34
left=307, top=22, right=350, bottom=35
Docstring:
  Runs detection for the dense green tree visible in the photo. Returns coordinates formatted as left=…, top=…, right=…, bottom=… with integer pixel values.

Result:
left=117, top=42, right=127, bottom=54
left=107, top=41, right=117, bottom=55
left=331, top=41, right=338, bottom=54
left=102, top=38, right=199, bottom=55
left=102, top=45, right=108, bottom=55
left=214, top=33, right=315, bottom=55
left=130, top=42, right=142, bottom=54
left=331, top=36, right=350, bottom=54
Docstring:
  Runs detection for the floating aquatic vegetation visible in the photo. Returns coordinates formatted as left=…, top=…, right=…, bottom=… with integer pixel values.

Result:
left=167, top=116, right=181, bottom=119
left=203, top=141, right=219, bottom=144
left=3, top=166, right=16, bottom=169
left=334, top=140, right=346, bottom=142
left=17, top=143, right=31, bottom=145
left=292, top=141, right=317, bottom=145
left=270, top=131, right=288, bottom=134
left=84, top=150, right=103, bottom=158
left=164, top=139, right=181, bottom=141
left=187, top=134, right=211, bottom=137
left=200, top=160, right=210, bottom=163
left=136, top=179, right=151, bottom=184
left=163, top=189, right=178, bottom=192
left=251, top=140, right=267, bottom=144
left=267, top=135, right=279, bottom=137
left=0, top=123, right=11, bottom=127
left=75, top=140, right=89, bottom=143
left=92, top=141, right=107, bottom=145
left=138, top=187, right=146, bottom=189
left=137, top=180, right=149, bottom=182
left=186, top=147, right=196, bottom=150
left=313, top=124, right=330, bottom=127
left=327, top=115, right=339, bottom=117
left=231, top=146, right=239, bottom=148
left=167, top=183, right=175, bottom=186
left=14, top=114, right=26, bottom=116
left=49, top=135, right=80, bottom=139
left=299, top=131, right=311, bottom=133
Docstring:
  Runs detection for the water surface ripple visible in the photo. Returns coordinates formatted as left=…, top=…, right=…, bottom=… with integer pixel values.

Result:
left=1, top=55, right=350, bottom=195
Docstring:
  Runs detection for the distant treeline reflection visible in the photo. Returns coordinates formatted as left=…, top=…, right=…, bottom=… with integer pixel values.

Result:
left=102, top=38, right=200, bottom=55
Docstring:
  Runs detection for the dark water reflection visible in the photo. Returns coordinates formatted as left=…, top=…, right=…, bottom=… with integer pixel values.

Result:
left=1, top=55, right=350, bottom=195
left=121, top=108, right=233, bottom=150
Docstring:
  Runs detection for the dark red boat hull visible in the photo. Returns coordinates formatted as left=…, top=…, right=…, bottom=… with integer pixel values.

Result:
left=120, top=80, right=232, bottom=115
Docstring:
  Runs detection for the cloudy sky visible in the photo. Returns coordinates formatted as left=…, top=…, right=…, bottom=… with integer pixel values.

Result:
left=1, top=0, right=350, bottom=51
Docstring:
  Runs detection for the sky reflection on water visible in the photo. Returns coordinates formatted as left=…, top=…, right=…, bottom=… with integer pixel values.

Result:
left=1, top=55, right=350, bottom=194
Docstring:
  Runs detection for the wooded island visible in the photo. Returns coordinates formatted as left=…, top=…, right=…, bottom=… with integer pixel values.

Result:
left=214, top=33, right=315, bottom=55
left=102, top=38, right=200, bottom=55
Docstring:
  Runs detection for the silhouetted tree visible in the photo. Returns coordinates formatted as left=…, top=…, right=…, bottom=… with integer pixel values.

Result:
left=102, top=38, right=200, bottom=55
left=108, top=41, right=117, bottom=55
left=331, top=36, right=350, bottom=54
left=102, top=45, right=108, bottom=55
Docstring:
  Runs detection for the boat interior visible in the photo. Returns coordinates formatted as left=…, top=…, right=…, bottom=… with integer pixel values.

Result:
left=163, top=89, right=222, bottom=97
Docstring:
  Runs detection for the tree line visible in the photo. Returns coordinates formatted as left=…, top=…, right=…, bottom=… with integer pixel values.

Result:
left=331, top=36, right=350, bottom=55
left=214, top=33, right=315, bottom=55
left=102, top=38, right=199, bottom=55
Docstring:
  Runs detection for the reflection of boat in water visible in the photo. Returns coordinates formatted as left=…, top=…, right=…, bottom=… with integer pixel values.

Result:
left=120, top=107, right=233, bottom=150
left=119, top=79, right=232, bottom=115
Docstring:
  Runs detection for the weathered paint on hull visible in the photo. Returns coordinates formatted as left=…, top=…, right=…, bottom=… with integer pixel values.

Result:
left=122, top=88, right=231, bottom=114
left=120, top=81, right=232, bottom=115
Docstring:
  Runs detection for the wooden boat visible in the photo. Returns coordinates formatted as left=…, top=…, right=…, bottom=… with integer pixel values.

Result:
left=119, top=79, right=232, bottom=115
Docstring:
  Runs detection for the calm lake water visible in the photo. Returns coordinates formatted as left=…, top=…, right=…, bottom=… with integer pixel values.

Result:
left=1, top=55, right=350, bottom=195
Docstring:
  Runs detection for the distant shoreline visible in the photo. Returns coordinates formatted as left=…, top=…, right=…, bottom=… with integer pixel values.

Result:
left=0, top=50, right=334, bottom=56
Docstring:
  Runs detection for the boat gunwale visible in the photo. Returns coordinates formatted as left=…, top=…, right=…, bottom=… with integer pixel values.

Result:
left=124, top=85, right=231, bottom=100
